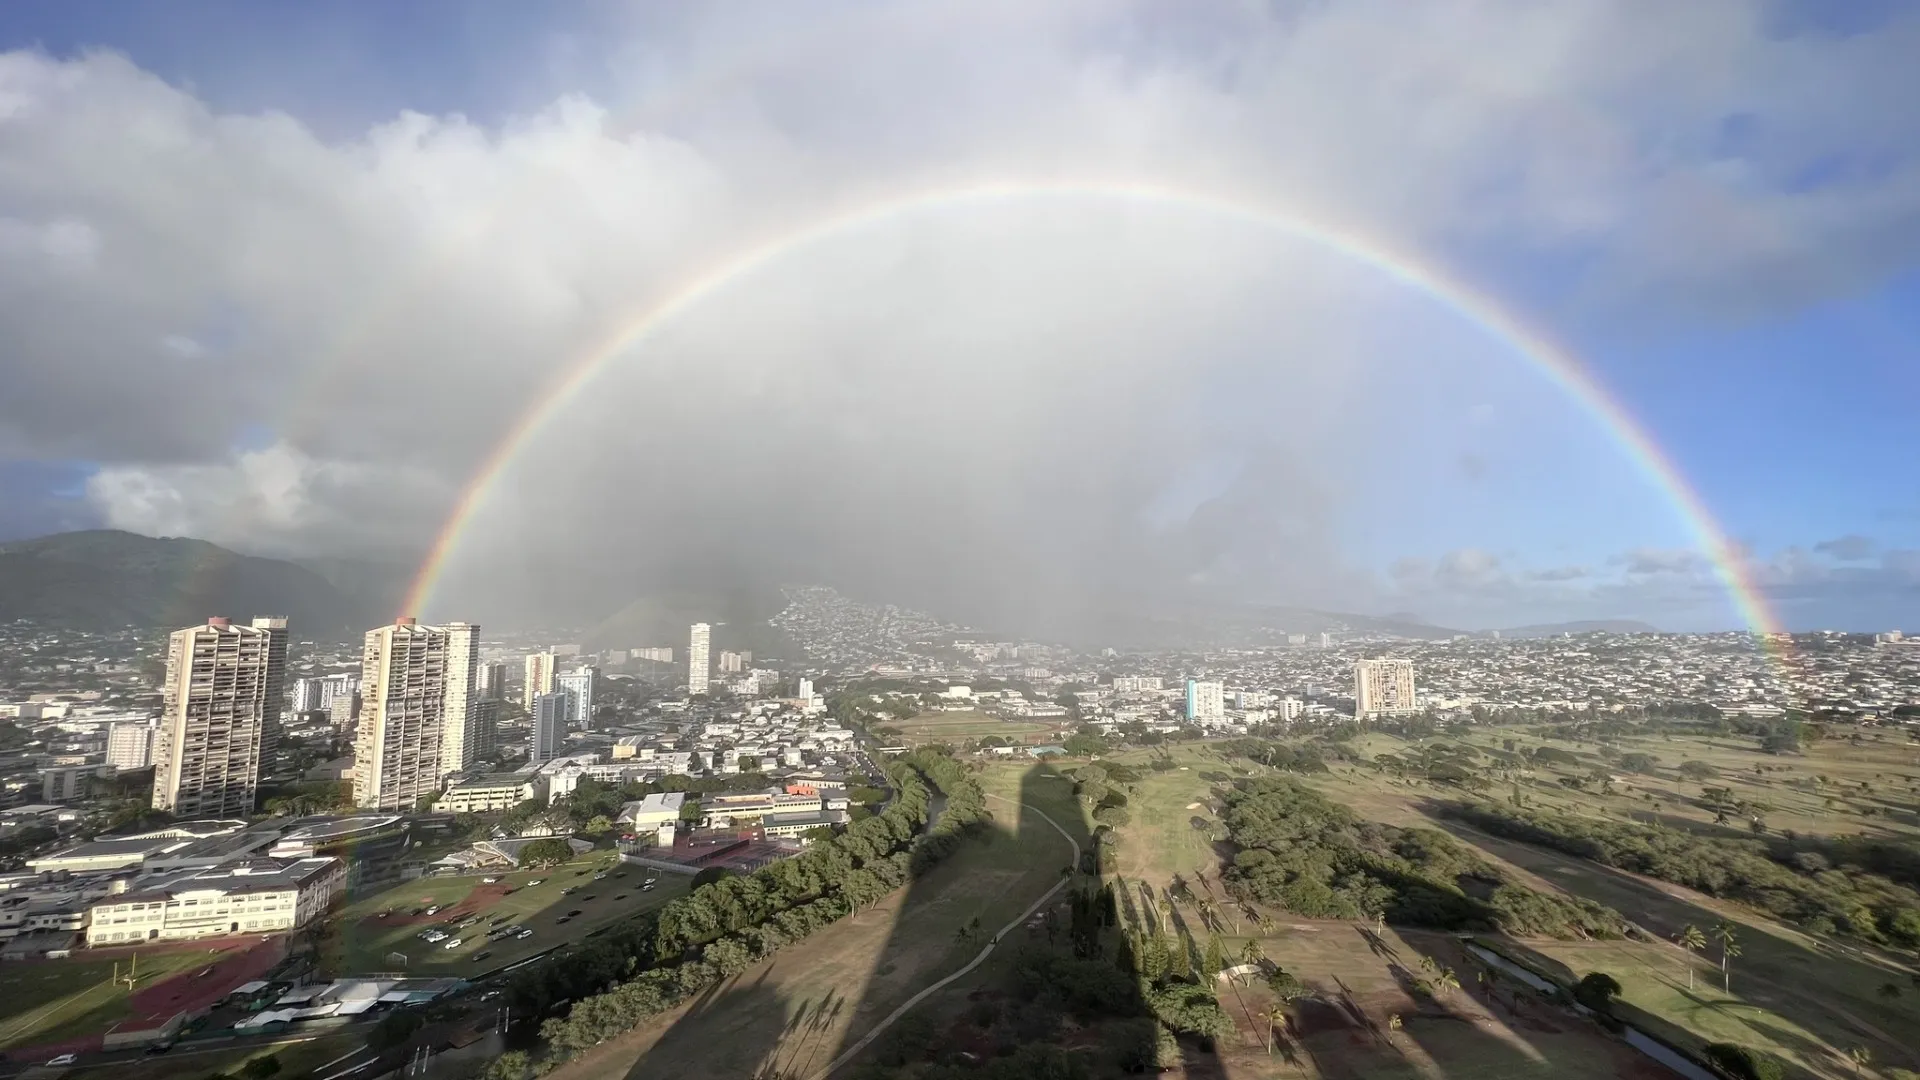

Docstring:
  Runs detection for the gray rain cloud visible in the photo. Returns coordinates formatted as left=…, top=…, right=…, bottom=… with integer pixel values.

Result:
left=4, top=1, right=1920, bottom=631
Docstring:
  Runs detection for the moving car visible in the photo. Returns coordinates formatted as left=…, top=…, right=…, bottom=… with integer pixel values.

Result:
left=443, top=937, right=464, bottom=949
left=526, top=879, right=543, bottom=887
left=516, top=929, right=534, bottom=939
left=472, top=950, right=492, bottom=962
left=46, top=1053, right=78, bottom=1066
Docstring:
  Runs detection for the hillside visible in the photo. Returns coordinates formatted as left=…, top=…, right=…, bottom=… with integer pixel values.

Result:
left=1494, top=619, right=1661, bottom=638
left=584, top=584, right=801, bottom=659
left=0, top=530, right=370, bottom=638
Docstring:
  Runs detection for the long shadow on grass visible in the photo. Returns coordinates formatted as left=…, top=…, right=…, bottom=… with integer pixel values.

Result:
left=1415, top=798, right=1920, bottom=1074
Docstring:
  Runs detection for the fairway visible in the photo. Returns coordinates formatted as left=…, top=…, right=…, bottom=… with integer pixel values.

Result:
left=325, top=856, right=688, bottom=976
left=549, top=761, right=1085, bottom=1080
left=891, top=709, right=1061, bottom=747
left=0, top=949, right=208, bottom=1050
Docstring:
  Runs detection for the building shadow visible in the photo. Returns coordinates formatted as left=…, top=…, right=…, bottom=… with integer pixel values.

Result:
left=609, top=759, right=1241, bottom=1078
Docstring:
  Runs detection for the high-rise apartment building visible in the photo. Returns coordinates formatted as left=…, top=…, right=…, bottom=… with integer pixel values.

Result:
left=153, top=616, right=285, bottom=817
left=557, top=667, right=596, bottom=728
left=531, top=692, right=569, bottom=764
left=688, top=624, right=711, bottom=695
left=475, top=661, right=508, bottom=702
left=107, top=719, right=157, bottom=770
left=717, top=650, right=745, bottom=674
left=437, top=623, right=481, bottom=777
left=252, top=616, right=289, bottom=772
left=1184, top=679, right=1225, bottom=722
left=470, top=698, right=500, bottom=759
left=356, top=619, right=459, bottom=811
left=523, top=652, right=557, bottom=711
left=1354, top=659, right=1417, bottom=719
left=633, top=647, right=673, bottom=664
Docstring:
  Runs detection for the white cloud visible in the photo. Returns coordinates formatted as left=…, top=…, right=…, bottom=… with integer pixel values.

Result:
left=0, top=3, right=1913, bottom=624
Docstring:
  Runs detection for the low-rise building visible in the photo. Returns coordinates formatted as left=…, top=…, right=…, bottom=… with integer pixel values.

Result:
left=84, top=857, right=345, bottom=946
left=615, top=792, right=687, bottom=831
left=441, top=774, right=544, bottom=814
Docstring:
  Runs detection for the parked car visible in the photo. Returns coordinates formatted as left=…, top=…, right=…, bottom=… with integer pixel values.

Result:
left=526, top=879, right=543, bottom=887
left=481, top=876, right=499, bottom=884
left=46, top=1054, right=78, bottom=1066
left=641, top=882, right=655, bottom=892
left=592, top=871, right=608, bottom=881
left=567, top=908, right=583, bottom=917
left=556, top=915, right=572, bottom=924
left=613, top=894, right=627, bottom=901
left=443, top=938, right=464, bottom=950
left=472, top=951, right=492, bottom=962
left=516, top=929, right=534, bottom=939
left=581, top=894, right=597, bottom=901
left=424, top=906, right=440, bottom=916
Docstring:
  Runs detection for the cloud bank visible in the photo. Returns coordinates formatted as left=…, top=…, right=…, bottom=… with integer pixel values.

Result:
left=2, top=1, right=1918, bottom=630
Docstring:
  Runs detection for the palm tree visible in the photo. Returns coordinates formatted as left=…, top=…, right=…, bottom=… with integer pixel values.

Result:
left=1262, top=1003, right=1288, bottom=1054
left=1678, top=925, right=1707, bottom=990
left=1712, top=922, right=1740, bottom=993
left=1877, top=982, right=1901, bottom=1001
left=1240, top=939, right=1265, bottom=979
left=1847, top=1045, right=1871, bottom=1078
left=1418, top=954, right=1439, bottom=976
left=1435, top=967, right=1461, bottom=998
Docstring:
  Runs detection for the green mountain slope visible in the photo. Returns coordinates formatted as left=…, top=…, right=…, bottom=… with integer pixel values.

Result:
left=0, top=530, right=368, bottom=638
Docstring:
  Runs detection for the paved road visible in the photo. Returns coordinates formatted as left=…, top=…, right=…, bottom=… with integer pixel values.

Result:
left=807, top=792, right=1079, bottom=1080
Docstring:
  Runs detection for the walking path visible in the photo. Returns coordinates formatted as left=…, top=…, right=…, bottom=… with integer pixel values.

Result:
left=808, top=793, right=1079, bottom=1079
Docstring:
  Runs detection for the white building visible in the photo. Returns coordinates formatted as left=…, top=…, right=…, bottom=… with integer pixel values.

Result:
left=441, top=774, right=543, bottom=813
left=616, top=792, right=687, bottom=831
left=437, top=623, right=482, bottom=777
left=1113, top=676, right=1163, bottom=694
left=557, top=667, right=596, bottom=728
left=475, top=661, right=508, bottom=702
left=1185, top=679, right=1225, bottom=722
left=688, top=624, right=711, bottom=695
left=1354, top=659, right=1417, bottom=718
left=355, top=620, right=460, bottom=811
left=153, top=616, right=286, bottom=818
left=107, top=720, right=156, bottom=770
left=523, top=652, right=557, bottom=711
left=84, top=857, right=344, bottom=946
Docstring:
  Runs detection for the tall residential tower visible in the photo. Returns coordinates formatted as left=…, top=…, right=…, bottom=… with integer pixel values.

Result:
left=152, top=616, right=287, bottom=817
left=355, top=619, right=470, bottom=810
left=523, top=651, right=557, bottom=711
left=1354, top=658, right=1417, bottom=719
left=688, top=623, right=711, bottom=695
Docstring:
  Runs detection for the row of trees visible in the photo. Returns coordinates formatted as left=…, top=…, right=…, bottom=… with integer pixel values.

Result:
left=1439, top=800, right=1920, bottom=947
left=507, top=750, right=988, bottom=1069
left=1221, top=778, right=1626, bottom=938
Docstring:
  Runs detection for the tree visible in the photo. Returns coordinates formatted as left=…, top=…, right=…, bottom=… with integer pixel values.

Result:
left=483, top=1051, right=529, bottom=1080
left=1574, top=972, right=1623, bottom=1014
left=1878, top=981, right=1902, bottom=1000
left=1713, top=921, right=1741, bottom=993
left=1679, top=924, right=1706, bottom=990
left=1848, top=1046, right=1871, bottom=1079
left=1434, top=966, right=1461, bottom=998
left=1239, top=939, right=1265, bottom=980
left=517, top=837, right=574, bottom=869
left=1262, top=1003, right=1288, bottom=1054
left=692, top=866, right=735, bottom=889
left=1704, top=1043, right=1783, bottom=1080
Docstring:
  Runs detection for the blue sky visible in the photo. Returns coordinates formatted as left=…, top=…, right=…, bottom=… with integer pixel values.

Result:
left=0, top=1, right=1916, bottom=631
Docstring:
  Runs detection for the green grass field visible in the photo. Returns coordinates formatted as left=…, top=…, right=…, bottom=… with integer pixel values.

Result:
left=325, top=856, right=689, bottom=976
left=0, top=949, right=209, bottom=1050
left=892, top=709, right=1062, bottom=746
left=551, top=761, right=1086, bottom=1080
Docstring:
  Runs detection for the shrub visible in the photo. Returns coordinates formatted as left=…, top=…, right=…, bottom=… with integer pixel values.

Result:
left=1704, top=1043, right=1783, bottom=1080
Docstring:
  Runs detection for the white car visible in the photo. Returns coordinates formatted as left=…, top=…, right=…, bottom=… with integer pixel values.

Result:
left=526, top=879, right=543, bottom=887
left=443, top=937, right=464, bottom=950
left=45, top=1054, right=78, bottom=1066
left=515, top=929, right=533, bottom=939
left=481, top=876, right=499, bottom=884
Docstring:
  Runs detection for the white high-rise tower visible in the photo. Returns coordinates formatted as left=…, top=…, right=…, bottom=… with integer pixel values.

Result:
left=356, top=619, right=460, bottom=810
left=688, top=623, right=711, bottom=695
left=437, top=623, right=481, bottom=776
left=153, top=616, right=286, bottom=817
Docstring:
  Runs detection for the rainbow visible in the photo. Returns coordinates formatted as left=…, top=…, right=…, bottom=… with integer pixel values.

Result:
left=398, top=180, right=1784, bottom=642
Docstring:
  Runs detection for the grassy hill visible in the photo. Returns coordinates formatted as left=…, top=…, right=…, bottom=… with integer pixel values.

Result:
left=0, top=530, right=370, bottom=638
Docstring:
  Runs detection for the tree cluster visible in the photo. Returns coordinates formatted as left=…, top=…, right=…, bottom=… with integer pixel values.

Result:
left=511, top=750, right=988, bottom=1066
left=1221, top=779, right=1625, bottom=937
left=1440, top=800, right=1920, bottom=946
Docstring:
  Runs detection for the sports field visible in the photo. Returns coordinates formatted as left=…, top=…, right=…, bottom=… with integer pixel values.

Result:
left=550, top=761, right=1085, bottom=1080
left=0, top=948, right=209, bottom=1050
left=324, top=856, right=688, bottom=976
left=891, top=709, right=1062, bottom=746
